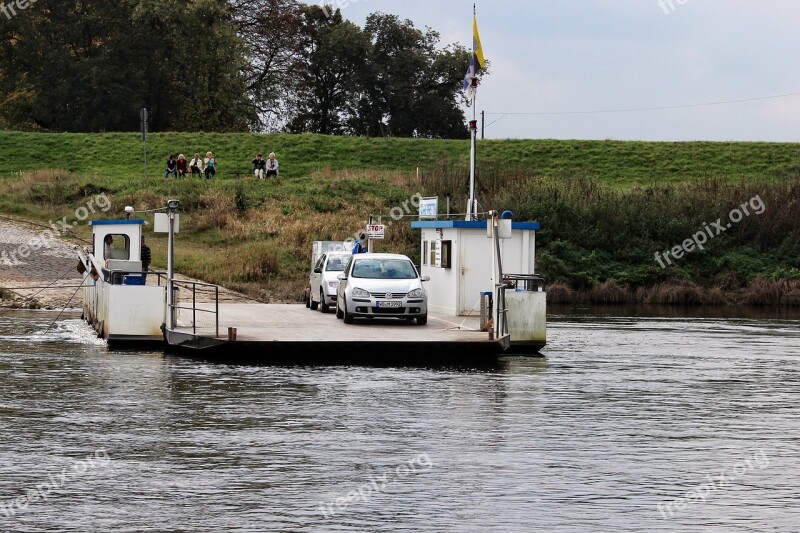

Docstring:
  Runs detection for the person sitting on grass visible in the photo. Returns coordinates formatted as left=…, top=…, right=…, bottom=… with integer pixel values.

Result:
left=176, top=154, right=188, bottom=177
left=189, top=153, right=203, bottom=177
left=164, top=154, right=177, bottom=178
left=204, top=151, right=217, bottom=179
left=252, top=153, right=267, bottom=180
left=266, top=152, right=279, bottom=178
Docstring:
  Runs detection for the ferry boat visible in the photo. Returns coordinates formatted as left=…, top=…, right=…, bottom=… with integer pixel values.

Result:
left=76, top=206, right=547, bottom=360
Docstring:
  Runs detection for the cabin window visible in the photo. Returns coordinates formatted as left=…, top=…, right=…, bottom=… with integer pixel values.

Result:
left=440, top=240, right=452, bottom=269
left=427, top=240, right=452, bottom=269
left=422, top=241, right=429, bottom=266
left=99, top=234, right=131, bottom=261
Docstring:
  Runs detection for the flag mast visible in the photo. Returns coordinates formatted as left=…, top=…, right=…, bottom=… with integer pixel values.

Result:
left=466, top=3, right=478, bottom=221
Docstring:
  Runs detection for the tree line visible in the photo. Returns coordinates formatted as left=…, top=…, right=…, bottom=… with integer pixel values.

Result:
left=0, top=0, right=474, bottom=138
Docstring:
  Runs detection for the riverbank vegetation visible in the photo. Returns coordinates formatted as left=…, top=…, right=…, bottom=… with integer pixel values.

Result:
left=0, top=132, right=799, bottom=305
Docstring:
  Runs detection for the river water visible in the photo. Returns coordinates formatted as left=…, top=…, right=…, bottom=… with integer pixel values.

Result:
left=0, top=308, right=799, bottom=532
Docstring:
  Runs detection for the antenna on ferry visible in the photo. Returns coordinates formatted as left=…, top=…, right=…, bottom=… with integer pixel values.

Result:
left=465, top=4, right=485, bottom=221
left=165, top=199, right=180, bottom=331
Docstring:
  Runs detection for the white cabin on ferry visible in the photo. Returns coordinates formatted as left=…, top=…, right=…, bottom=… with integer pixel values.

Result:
left=410, top=217, right=546, bottom=351
left=79, top=220, right=165, bottom=342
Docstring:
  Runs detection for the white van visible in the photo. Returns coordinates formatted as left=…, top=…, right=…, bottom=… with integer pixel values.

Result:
left=309, top=252, right=351, bottom=313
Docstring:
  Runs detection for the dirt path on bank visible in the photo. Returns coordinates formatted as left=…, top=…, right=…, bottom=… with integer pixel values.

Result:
left=0, top=218, right=255, bottom=310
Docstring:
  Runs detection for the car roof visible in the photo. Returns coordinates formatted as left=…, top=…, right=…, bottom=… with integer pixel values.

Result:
left=352, top=253, right=412, bottom=261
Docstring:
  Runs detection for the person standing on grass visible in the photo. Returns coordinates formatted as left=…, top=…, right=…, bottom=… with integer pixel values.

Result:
left=176, top=154, right=188, bottom=178
left=164, top=154, right=177, bottom=178
left=266, top=152, right=279, bottom=178
left=141, top=235, right=152, bottom=283
left=204, top=151, right=217, bottom=179
left=253, top=153, right=266, bottom=180
left=190, top=153, right=203, bottom=177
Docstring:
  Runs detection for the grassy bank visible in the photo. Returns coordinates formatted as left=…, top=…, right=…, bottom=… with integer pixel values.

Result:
left=3, top=132, right=800, bottom=185
left=1, top=132, right=799, bottom=305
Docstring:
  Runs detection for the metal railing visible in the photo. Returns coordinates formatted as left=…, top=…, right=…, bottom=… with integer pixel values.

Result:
left=169, top=279, right=220, bottom=338
left=501, top=274, right=546, bottom=293
left=97, top=267, right=220, bottom=338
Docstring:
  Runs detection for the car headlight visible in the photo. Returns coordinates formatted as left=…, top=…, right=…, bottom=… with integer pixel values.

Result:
left=328, top=281, right=339, bottom=289
left=352, top=287, right=370, bottom=298
left=408, top=288, right=425, bottom=298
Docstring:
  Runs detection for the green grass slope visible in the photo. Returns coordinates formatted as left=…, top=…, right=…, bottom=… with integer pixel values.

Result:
left=2, top=132, right=800, bottom=185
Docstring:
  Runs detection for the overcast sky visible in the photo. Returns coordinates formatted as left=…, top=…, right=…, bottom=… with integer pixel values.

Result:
left=329, top=0, right=800, bottom=141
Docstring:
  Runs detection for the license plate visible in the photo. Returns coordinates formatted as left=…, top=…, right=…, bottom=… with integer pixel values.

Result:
left=377, top=301, right=402, bottom=308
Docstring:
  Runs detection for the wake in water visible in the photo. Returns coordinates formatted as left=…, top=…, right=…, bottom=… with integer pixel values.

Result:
left=0, top=316, right=105, bottom=346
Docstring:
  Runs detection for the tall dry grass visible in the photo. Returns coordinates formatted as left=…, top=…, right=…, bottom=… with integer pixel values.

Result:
left=0, top=169, right=74, bottom=205
left=543, top=278, right=800, bottom=307
left=311, top=167, right=419, bottom=189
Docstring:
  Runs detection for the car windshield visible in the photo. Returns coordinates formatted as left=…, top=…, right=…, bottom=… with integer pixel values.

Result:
left=325, top=256, right=347, bottom=272
left=351, top=258, right=418, bottom=280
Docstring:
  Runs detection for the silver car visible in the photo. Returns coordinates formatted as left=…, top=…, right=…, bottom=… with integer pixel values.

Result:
left=336, top=253, right=430, bottom=325
left=309, top=253, right=349, bottom=313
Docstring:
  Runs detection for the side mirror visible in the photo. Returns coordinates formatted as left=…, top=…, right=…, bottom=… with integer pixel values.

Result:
left=337, top=274, right=346, bottom=281
left=314, top=267, right=322, bottom=274
left=421, top=276, right=430, bottom=282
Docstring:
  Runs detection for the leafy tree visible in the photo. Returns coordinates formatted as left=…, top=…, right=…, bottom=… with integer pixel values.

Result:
left=286, top=5, right=371, bottom=135
left=361, top=13, right=471, bottom=139
left=0, top=0, right=250, bottom=132
left=0, top=0, right=144, bottom=131
left=132, top=0, right=251, bottom=132
left=229, top=0, right=304, bottom=131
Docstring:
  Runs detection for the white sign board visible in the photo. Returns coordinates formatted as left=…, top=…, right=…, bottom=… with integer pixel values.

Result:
left=419, top=197, right=438, bottom=219
left=154, top=213, right=180, bottom=233
left=366, top=224, right=385, bottom=240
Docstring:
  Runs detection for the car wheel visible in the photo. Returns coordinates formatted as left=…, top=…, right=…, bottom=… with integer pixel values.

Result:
left=320, top=291, right=329, bottom=313
left=417, top=314, right=428, bottom=326
left=310, top=292, right=319, bottom=310
left=336, top=301, right=344, bottom=319
left=305, top=292, right=310, bottom=308
left=343, top=303, right=354, bottom=324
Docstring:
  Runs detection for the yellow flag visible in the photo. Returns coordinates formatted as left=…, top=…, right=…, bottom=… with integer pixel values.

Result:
left=473, top=15, right=486, bottom=69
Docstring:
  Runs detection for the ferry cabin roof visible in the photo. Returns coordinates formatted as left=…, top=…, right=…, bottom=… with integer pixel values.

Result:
left=89, top=219, right=145, bottom=264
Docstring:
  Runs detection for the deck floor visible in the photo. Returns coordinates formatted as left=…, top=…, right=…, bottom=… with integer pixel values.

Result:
left=174, top=303, right=493, bottom=344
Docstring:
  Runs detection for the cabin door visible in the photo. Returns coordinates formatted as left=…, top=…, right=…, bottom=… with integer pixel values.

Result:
left=459, top=233, right=494, bottom=316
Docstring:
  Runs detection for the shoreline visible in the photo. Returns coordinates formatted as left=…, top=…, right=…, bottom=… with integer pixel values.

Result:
left=2, top=215, right=798, bottom=311
left=0, top=219, right=255, bottom=310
